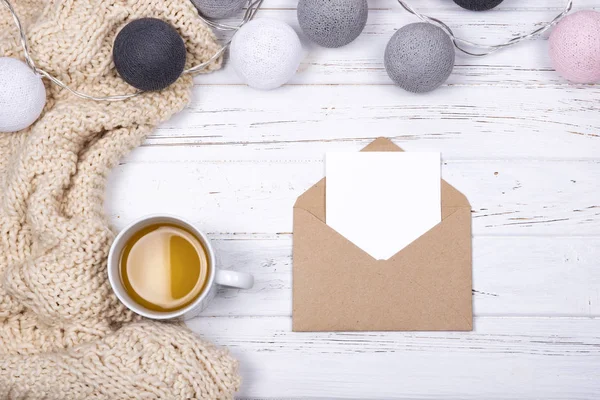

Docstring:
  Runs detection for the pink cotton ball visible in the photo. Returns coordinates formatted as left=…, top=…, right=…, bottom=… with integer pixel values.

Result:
left=549, top=10, right=600, bottom=84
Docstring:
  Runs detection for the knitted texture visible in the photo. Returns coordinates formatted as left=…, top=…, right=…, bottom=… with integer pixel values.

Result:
left=0, top=1, right=241, bottom=399
left=385, top=23, right=455, bottom=93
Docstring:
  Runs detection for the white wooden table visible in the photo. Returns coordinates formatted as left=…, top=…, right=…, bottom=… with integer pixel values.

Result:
left=106, top=0, right=600, bottom=398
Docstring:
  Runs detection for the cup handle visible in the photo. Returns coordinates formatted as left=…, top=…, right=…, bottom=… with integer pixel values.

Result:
left=215, top=269, right=254, bottom=289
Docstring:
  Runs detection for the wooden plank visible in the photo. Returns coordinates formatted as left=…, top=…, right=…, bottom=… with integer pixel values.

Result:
left=256, top=0, right=598, bottom=10
left=185, top=316, right=600, bottom=399
left=198, top=2, right=600, bottom=86
left=106, top=157, right=600, bottom=235
left=104, top=3, right=600, bottom=397
left=166, top=236, right=600, bottom=318
left=148, top=85, right=600, bottom=159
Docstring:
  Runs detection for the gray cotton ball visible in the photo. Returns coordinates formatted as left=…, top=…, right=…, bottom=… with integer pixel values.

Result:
left=113, top=18, right=187, bottom=92
left=454, top=0, right=504, bottom=11
left=297, top=0, right=368, bottom=48
left=191, top=0, right=246, bottom=19
left=384, top=23, right=455, bottom=93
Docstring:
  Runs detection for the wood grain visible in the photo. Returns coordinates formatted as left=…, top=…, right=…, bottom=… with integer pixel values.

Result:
left=187, top=316, right=600, bottom=399
left=149, top=236, right=600, bottom=318
left=149, top=85, right=600, bottom=159
left=200, top=0, right=600, bottom=87
left=106, top=155, right=600, bottom=235
left=104, top=0, right=600, bottom=397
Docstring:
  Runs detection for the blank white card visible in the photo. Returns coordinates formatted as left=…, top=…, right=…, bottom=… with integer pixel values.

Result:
left=326, top=152, right=441, bottom=260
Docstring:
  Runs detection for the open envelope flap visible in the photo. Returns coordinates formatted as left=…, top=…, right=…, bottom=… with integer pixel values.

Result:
left=293, top=207, right=472, bottom=331
left=292, top=137, right=473, bottom=332
left=294, top=137, right=471, bottom=221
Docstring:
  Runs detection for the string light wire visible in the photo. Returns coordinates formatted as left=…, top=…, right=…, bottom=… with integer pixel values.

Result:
left=396, top=0, right=573, bottom=56
left=0, top=0, right=263, bottom=101
left=2, top=0, right=574, bottom=99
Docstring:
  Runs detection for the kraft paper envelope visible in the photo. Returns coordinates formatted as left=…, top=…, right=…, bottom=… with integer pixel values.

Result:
left=292, top=137, right=473, bottom=332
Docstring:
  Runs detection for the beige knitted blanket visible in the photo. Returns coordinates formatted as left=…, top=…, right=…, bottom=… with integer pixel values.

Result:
left=0, top=1, right=241, bottom=398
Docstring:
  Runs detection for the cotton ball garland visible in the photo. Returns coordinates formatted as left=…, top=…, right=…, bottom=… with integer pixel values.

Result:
left=549, top=10, right=600, bottom=84
left=230, top=19, right=303, bottom=90
left=0, top=58, right=46, bottom=133
left=297, top=0, right=368, bottom=48
left=385, top=23, right=455, bottom=93
left=113, top=18, right=187, bottom=92
left=453, top=0, right=503, bottom=11
left=191, top=0, right=246, bottom=19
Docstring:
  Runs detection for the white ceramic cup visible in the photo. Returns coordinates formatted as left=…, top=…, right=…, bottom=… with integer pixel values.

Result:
left=108, top=214, right=254, bottom=320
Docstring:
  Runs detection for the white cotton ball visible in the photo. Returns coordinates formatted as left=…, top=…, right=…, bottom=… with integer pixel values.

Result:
left=0, top=57, right=46, bottom=132
left=230, top=19, right=303, bottom=90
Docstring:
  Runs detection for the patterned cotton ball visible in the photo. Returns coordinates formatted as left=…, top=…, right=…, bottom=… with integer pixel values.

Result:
left=230, top=19, right=303, bottom=90
left=191, top=0, right=246, bottom=19
left=549, top=10, right=600, bottom=84
left=113, top=18, right=187, bottom=92
left=384, top=23, right=455, bottom=93
left=297, top=0, right=368, bottom=48
left=453, top=0, right=503, bottom=11
left=0, top=58, right=46, bottom=133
